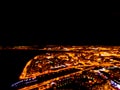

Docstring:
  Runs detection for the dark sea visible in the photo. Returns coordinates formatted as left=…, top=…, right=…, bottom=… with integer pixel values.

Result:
left=0, top=50, right=44, bottom=90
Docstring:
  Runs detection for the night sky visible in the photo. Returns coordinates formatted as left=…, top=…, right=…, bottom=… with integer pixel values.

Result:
left=1, top=30, right=120, bottom=46
left=0, top=1, right=120, bottom=46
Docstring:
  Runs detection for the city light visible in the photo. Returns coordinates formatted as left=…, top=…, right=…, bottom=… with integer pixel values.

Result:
left=10, top=45, right=120, bottom=90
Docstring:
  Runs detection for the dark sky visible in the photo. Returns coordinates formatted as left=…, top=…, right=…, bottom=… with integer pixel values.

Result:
left=0, top=2, right=120, bottom=46
left=1, top=30, right=120, bottom=46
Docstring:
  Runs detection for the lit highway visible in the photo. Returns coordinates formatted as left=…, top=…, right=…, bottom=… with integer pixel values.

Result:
left=11, top=45, right=120, bottom=90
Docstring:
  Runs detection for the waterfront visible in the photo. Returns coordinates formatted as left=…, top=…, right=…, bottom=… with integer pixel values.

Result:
left=0, top=50, right=43, bottom=90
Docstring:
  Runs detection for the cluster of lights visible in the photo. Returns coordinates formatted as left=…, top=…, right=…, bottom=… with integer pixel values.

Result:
left=11, top=77, right=37, bottom=88
left=50, top=65, right=66, bottom=70
left=110, top=80, right=120, bottom=89
left=51, top=77, right=73, bottom=88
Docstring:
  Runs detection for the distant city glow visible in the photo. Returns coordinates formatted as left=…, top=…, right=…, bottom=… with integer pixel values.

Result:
left=10, top=45, right=120, bottom=90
